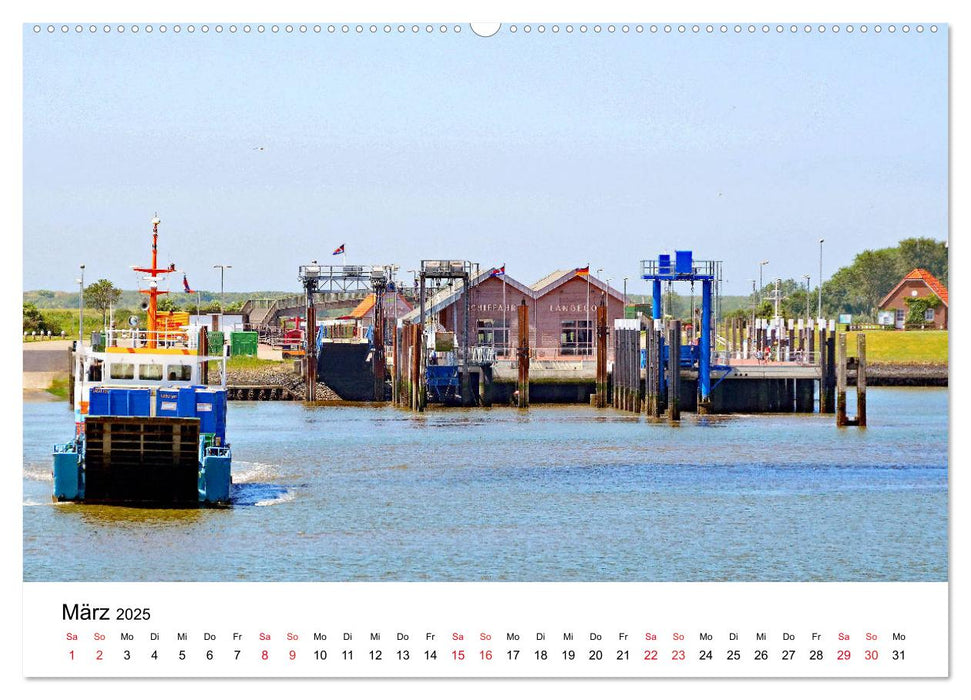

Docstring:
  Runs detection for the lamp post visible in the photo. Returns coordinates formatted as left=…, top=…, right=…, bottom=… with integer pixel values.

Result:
left=758, top=260, right=769, bottom=304
left=817, top=238, right=825, bottom=320
left=623, top=277, right=628, bottom=316
left=78, top=264, right=85, bottom=344
left=749, top=279, right=757, bottom=337
left=213, top=264, right=232, bottom=310
left=803, top=274, right=811, bottom=324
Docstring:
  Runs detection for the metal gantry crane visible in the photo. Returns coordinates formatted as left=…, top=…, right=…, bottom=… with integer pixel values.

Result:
left=298, top=262, right=396, bottom=401
left=640, top=250, right=722, bottom=411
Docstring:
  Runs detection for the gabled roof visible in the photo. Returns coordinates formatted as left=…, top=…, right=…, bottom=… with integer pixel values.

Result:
left=879, top=268, right=949, bottom=308
left=530, top=269, right=573, bottom=293
left=531, top=270, right=625, bottom=301
left=348, top=292, right=415, bottom=320
left=348, top=294, right=376, bottom=319
left=400, top=271, right=533, bottom=323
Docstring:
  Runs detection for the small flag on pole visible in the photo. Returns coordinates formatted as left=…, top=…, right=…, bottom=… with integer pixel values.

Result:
left=575, top=265, right=590, bottom=276
left=332, top=244, right=345, bottom=256
left=490, top=264, right=505, bottom=277
left=183, top=274, right=193, bottom=293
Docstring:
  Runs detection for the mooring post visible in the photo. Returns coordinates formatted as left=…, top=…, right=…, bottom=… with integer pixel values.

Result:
left=199, top=326, right=209, bottom=386
left=825, top=330, right=836, bottom=413
left=305, top=303, right=317, bottom=402
left=836, top=332, right=848, bottom=426
left=391, top=324, right=399, bottom=405
left=67, top=345, right=75, bottom=406
left=643, top=325, right=653, bottom=415
left=596, top=302, right=608, bottom=408
left=857, top=332, right=867, bottom=427
left=517, top=299, right=529, bottom=409
left=818, top=326, right=829, bottom=413
left=372, top=286, right=386, bottom=402
left=667, top=319, right=681, bottom=422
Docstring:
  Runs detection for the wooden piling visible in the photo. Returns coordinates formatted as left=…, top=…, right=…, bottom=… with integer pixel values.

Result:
left=857, top=333, right=867, bottom=427
left=667, top=320, right=681, bottom=422
left=199, top=326, right=209, bottom=386
left=818, top=326, right=831, bottom=413
left=836, top=332, right=848, bottom=426
left=595, top=303, right=608, bottom=408
left=67, top=346, right=75, bottom=406
left=517, top=299, right=529, bottom=408
left=305, top=305, right=316, bottom=401
left=825, top=332, right=836, bottom=413
left=644, top=326, right=654, bottom=415
left=392, top=324, right=400, bottom=405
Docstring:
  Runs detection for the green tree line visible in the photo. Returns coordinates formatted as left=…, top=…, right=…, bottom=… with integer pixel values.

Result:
left=722, top=237, right=946, bottom=322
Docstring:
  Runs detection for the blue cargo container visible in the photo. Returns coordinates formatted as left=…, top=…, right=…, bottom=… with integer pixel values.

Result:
left=156, top=388, right=181, bottom=417
left=88, top=387, right=111, bottom=416
left=91, top=388, right=152, bottom=417
left=106, top=388, right=151, bottom=416
left=156, top=387, right=199, bottom=417
left=195, top=389, right=227, bottom=440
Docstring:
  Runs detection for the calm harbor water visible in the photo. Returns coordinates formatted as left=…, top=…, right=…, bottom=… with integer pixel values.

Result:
left=23, top=388, right=947, bottom=582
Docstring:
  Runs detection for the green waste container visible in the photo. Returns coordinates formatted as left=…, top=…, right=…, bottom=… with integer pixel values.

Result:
left=207, top=331, right=225, bottom=355
left=230, top=331, right=259, bottom=357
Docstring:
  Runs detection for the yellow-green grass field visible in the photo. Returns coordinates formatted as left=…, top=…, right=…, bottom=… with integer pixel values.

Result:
left=846, top=330, right=948, bottom=364
left=225, top=355, right=284, bottom=370
left=46, top=376, right=70, bottom=399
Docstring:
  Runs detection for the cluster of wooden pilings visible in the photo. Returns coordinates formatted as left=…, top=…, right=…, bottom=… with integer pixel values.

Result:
left=642, top=319, right=683, bottom=422
left=611, top=319, right=641, bottom=412
left=607, top=320, right=866, bottom=426
left=393, top=322, right=426, bottom=411
left=836, top=332, right=867, bottom=427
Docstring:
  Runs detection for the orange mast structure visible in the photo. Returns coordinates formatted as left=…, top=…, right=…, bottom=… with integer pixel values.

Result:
left=132, top=216, right=176, bottom=349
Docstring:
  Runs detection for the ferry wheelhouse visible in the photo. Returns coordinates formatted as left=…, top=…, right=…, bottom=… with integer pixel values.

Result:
left=52, top=218, right=232, bottom=506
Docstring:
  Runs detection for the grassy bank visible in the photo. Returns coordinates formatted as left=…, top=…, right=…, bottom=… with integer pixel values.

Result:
left=226, top=355, right=285, bottom=370
left=46, top=376, right=70, bottom=399
left=847, top=330, right=947, bottom=364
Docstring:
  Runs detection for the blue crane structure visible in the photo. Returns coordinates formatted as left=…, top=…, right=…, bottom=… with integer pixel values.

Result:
left=641, top=251, right=721, bottom=408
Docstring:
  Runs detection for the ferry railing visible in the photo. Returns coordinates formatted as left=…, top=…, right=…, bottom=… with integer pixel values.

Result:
left=103, top=329, right=193, bottom=349
left=53, top=442, right=78, bottom=454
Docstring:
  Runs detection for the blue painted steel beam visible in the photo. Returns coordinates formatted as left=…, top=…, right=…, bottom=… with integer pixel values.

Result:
left=652, top=279, right=662, bottom=319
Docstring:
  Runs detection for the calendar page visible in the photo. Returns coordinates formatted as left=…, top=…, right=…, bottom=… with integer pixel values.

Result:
left=15, top=0, right=961, bottom=695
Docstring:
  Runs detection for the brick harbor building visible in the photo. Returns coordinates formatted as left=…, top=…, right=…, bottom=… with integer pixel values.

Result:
left=402, top=268, right=626, bottom=360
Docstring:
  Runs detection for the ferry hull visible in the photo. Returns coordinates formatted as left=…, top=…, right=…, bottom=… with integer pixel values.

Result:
left=53, top=416, right=232, bottom=507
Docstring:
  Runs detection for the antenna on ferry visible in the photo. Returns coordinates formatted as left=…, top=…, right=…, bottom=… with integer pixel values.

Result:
left=133, top=213, right=175, bottom=349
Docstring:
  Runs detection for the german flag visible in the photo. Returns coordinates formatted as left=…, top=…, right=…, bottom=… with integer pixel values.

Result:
left=575, top=265, right=590, bottom=276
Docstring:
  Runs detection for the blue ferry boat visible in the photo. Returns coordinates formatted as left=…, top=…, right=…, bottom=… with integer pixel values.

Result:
left=52, top=218, right=233, bottom=506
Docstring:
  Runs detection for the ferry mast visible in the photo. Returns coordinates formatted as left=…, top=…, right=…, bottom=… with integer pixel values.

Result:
left=132, top=215, right=176, bottom=348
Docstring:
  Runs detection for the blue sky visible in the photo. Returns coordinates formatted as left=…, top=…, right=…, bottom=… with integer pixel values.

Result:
left=23, top=24, right=947, bottom=295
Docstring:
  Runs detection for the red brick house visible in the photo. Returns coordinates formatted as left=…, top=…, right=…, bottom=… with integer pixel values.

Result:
left=877, top=268, right=948, bottom=330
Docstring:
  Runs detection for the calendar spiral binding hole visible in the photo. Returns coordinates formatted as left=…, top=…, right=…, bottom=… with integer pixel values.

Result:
left=31, top=23, right=942, bottom=36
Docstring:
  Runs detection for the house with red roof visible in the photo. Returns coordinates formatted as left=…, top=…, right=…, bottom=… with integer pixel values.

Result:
left=877, top=268, right=948, bottom=330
